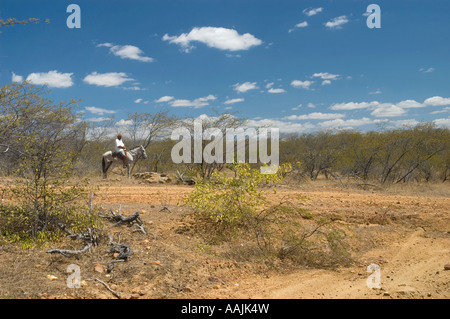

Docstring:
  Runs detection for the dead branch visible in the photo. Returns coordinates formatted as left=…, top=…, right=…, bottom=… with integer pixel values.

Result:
left=47, top=226, right=100, bottom=257
left=159, top=204, right=173, bottom=214
left=95, top=278, right=121, bottom=299
left=46, top=243, right=92, bottom=257
left=107, top=234, right=132, bottom=261
left=100, top=207, right=143, bottom=227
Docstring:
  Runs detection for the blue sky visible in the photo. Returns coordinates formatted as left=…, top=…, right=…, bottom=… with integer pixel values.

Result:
left=1, top=0, right=450, bottom=133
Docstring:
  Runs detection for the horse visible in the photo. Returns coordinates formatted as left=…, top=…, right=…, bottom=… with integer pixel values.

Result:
left=102, top=145, right=147, bottom=179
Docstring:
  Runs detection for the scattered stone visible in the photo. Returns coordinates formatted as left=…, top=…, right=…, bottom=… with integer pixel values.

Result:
left=139, top=290, right=147, bottom=296
left=153, top=260, right=161, bottom=265
left=133, top=172, right=172, bottom=184
left=184, top=286, right=194, bottom=292
left=94, top=264, right=104, bottom=273
left=383, top=292, right=390, bottom=296
left=47, top=275, right=58, bottom=281
left=444, top=264, right=450, bottom=271
left=80, top=280, right=88, bottom=287
left=113, top=252, right=120, bottom=259
left=213, top=285, right=221, bottom=289
left=130, top=294, right=140, bottom=299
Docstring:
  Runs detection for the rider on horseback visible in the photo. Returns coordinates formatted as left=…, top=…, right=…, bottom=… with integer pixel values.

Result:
left=115, top=133, right=128, bottom=168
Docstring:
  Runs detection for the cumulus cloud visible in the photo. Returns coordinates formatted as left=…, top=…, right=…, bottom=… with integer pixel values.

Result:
left=318, top=117, right=374, bottom=128
left=162, top=27, right=263, bottom=52
left=325, top=16, right=349, bottom=29
left=419, top=67, right=435, bottom=73
left=289, top=21, right=308, bottom=33
left=433, top=117, right=450, bottom=128
left=26, top=70, right=74, bottom=88
left=85, top=106, right=117, bottom=115
left=246, top=118, right=315, bottom=134
left=12, top=72, right=23, bottom=82
left=224, top=98, right=245, bottom=105
left=396, top=100, right=425, bottom=109
left=83, top=72, right=133, bottom=87
left=268, top=88, right=286, bottom=94
left=291, top=80, right=314, bottom=90
left=303, top=7, right=323, bottom=16
left=370, top=104, right=407, bottom=117
left=424, top=96, right=450, bottom=106
left=134, top=98, right=143, bottom=104
left=284, top=112, right=345, bottom=121
left=170, top=95, right=217, bottom=108
left=155, top=96, right=175, bottom=103
left=98, top=43, right=154, bottom=62
left=312, top=72, right=340, bottom=81
left=233, top=82, right=258, bottom=93
left=330, top=101, right=380, bottom=111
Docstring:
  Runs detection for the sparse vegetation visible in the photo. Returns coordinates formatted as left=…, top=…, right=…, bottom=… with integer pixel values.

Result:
left=185, top=163, right=352, bottom=267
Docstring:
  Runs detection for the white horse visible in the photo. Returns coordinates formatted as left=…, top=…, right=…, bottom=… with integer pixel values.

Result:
left=102, top=145, right=147, bottom=179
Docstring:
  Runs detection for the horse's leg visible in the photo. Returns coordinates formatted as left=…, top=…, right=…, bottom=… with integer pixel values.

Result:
left=127, top=164, right=131, bottom=179
left=103, top=160, right=113, bottom=179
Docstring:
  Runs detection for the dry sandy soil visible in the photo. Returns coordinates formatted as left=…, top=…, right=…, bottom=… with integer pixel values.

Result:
left=0, top=175, right=449, bottom=300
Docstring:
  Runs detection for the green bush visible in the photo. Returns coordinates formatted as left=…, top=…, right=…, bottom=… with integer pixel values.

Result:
left=185, top=163, right=352, bottom=267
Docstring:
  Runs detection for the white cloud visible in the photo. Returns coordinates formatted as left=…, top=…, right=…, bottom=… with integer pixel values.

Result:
left=291, top=80, right=314, bottom=90
left=433, top=117, right=450, bottom=128
left=431, top=107, right=450, bottom=114
left=233, top=82, right=258, bottom=93
left=268, top=88, right=286, bottom=94
left=85, top=106, right=117, bottom=115
left=370, top=104, right=407, bottom=118
left=123, top=86, right=144, bottom=91
left=322, top=80, right=332, bottom=86
left=155, top=96, right=175, bottom=103
left=424, top=96, right=450, bottom=106
left=170, top=95, right=217, bottom=108
left=83, top=72, right=133, bottom=87
left=265, top=82, right=275, bottom=89
left=289, top=21, right=308, bottom=33
left=325, top=16, right=349, bottom=29
left=419, top=67, right=435, bottom=73
left=396, top=100, right=425, bottom=109
left=284, top=112, right=345, bottom=121
left=318, top=117, right=374, bottom=128
left=246, top=118, right=315, bottom=134
left=98, top=43, right=154, bottom=62
left=134, top=98, right=143, bottom=104
left=369, top=89, right=382, bottom=95
left=162, top=27, right=263, bottom=52
left=86, top=117, right=113, bottom=123
left=312, top=72, right=340, bottom=80
left=116, top=119, right=134, bottom=126
left=330, top=101, right=379, bottom=111
left=26, top=70, right=74, bottom=88
left=12, top=72, right=23, bottom=82
left=224, top=98, right=245, bottom=105
left=303, top=7, right=323, bottom=16
left=307, top=103, right=316, bottom=109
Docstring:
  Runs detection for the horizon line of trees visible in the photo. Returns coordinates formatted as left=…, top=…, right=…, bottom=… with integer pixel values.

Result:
left=0, top=82, right=449, bottom=184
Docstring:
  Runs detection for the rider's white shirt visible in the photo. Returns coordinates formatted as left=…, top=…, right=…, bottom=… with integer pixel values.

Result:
left=115, top=138, right=125, bottom=153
